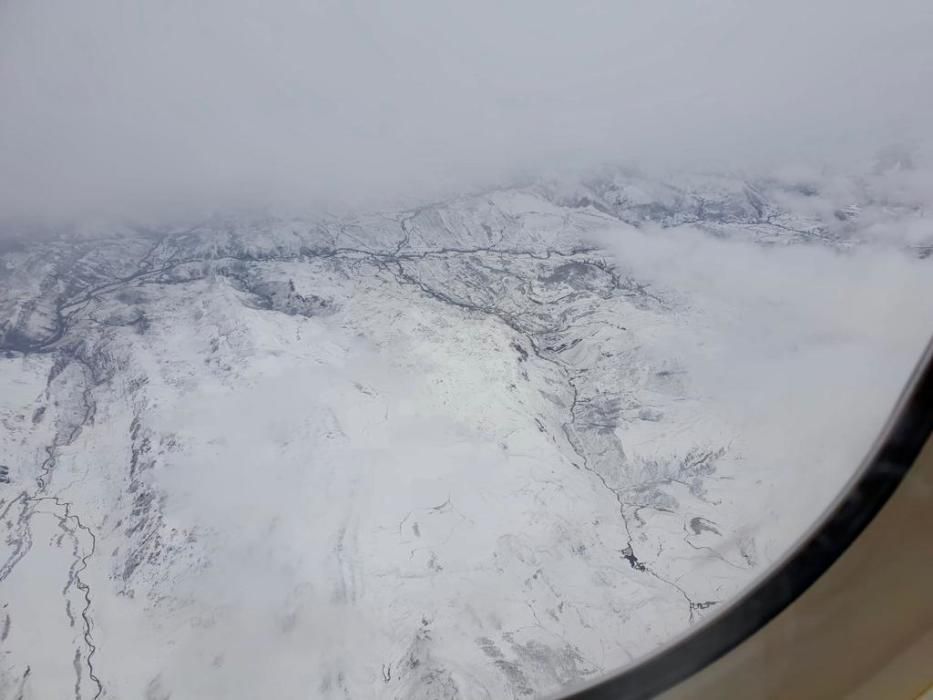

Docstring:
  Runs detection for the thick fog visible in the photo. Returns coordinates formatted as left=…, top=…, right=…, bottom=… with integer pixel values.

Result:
left=2, top=0, right=932, bottom=220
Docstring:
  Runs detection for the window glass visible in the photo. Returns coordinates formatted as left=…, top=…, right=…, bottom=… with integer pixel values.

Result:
left=1, top=2, right=931, bottom=699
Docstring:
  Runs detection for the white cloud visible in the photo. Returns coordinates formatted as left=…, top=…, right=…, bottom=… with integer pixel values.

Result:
left=1, top=0, right=932, bottom=220
left=593, top=219, right=933, bottom=558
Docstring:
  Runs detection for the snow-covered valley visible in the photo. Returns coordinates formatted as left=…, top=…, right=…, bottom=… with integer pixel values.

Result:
left=1, top=170, right=931, bottom=699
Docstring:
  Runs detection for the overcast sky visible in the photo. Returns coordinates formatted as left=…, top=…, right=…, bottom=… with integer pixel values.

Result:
left=2, top=0, right=932, bottom=219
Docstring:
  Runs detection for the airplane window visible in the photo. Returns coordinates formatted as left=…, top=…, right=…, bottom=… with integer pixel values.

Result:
left=1, top=2, right=931, bottom=699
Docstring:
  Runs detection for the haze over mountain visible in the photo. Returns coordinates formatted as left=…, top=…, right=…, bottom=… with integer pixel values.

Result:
left=2, top=0, right=932, bottom=221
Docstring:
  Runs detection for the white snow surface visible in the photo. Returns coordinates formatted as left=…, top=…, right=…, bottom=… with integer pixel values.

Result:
left=1, top=170, right=932, bottom=699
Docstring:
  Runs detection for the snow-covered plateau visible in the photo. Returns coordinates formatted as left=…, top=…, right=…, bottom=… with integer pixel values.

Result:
left=2, top=169, right=932, bottom=699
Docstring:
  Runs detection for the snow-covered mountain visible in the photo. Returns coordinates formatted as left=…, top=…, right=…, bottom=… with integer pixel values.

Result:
left=1, top=169, right=931, bottom=699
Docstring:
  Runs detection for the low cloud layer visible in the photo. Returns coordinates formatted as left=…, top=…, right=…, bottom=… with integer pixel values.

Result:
left=2, top=0, right=932, bottom=220
left=594, top=221, right=933, bottom=562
